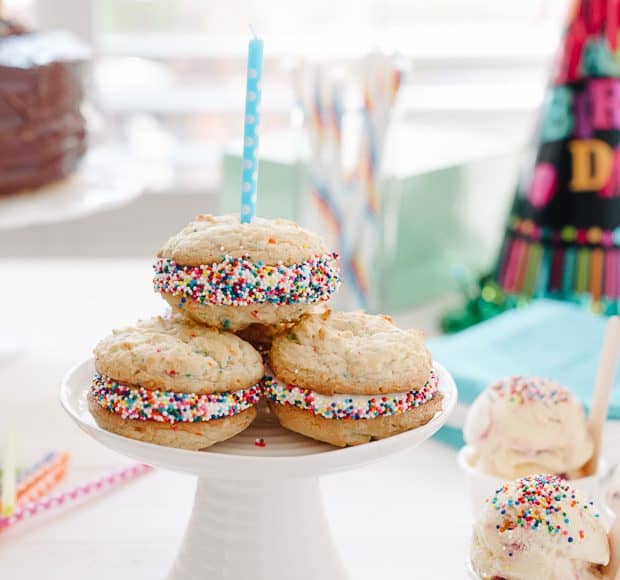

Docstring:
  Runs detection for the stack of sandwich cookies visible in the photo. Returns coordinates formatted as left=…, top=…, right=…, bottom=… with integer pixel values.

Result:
left=88, top=316, right=264, bottom=450
left=154, top=214, right=341, bottom=331
left=265, top=311, right=443, bottom=447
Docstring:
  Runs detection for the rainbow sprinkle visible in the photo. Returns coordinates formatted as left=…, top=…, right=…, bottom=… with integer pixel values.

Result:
left=490, top=474, right=599, bottom=544
left=90, top=374, right=261, bottom=424
left=153, top=253, right=341, bottom=307
left=264, top=369, right=438, bottom=420
left=490, top=376, right=571, bottom=405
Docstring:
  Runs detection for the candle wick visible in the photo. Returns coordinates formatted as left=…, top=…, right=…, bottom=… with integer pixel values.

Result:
left=249, top=23, right=258, bottom=39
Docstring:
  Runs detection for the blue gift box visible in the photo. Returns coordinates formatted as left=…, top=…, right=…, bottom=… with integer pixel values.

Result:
left=429, top=300, right=620, bottom=449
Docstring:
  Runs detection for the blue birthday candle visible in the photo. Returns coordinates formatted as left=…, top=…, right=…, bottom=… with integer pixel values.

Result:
left=240, top=34, right=263, bottom=224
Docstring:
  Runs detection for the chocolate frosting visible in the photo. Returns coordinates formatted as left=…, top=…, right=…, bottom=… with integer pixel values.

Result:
left=0, top=23, right=89, bottom=194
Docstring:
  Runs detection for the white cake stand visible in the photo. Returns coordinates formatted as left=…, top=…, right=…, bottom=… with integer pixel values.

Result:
left=60, top=358, right=457, bottom=580
left=0, top=144, right=145, bottom=230
left=0, top=144, right=146, bottom=361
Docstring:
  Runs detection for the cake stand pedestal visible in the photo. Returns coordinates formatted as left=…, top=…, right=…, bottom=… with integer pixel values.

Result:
left=60, top=359, right=457, bottom=580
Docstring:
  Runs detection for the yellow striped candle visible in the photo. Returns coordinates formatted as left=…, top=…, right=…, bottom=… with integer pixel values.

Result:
left=1, top=432, right=16, bottom=517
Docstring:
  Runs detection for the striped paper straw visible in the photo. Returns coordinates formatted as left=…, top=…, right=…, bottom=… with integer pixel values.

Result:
left=0, top=463, right=153, bottom=533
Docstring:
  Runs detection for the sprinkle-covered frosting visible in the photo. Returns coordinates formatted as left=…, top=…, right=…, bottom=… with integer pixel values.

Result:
left=490, top=376, right=570, bottom=405
left=490, top=474, right=599, bottom=544
left=90, top=374, right=261, bottom=424
left=264, top=369, right=438, bottom=420
left=153, top=253, right=341, bottom=307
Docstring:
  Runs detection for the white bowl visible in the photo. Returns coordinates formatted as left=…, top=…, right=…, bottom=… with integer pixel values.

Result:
left=457, top=445, right=608, bottom=519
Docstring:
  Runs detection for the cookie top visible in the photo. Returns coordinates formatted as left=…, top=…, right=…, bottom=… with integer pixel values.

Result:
left=269, top=311, right=433, bottom=395
left=157, top=214, right=329, bottom=266
left=94, top=316, right=264, bottom=394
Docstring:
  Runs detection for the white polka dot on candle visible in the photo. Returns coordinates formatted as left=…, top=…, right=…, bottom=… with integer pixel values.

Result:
left=244, top=160, right=252, bottom=169
left=243, top=182, right=251, bottom=192
left=249, top=69, right=257, bottom=78
left=246, top=115, right=254, bottom=124
left=245, top=137, right=253, bottom=146
left=242, top=204, right=251, bottom=215
left=248, top=91, right=256, bottom=102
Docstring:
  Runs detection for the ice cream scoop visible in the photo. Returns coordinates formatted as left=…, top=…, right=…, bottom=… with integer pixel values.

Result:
left=464, top=376, right=594, bottom=479
left=471, top=474, right=610, bottom=580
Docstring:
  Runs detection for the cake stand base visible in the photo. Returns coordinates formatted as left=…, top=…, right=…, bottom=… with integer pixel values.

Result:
left=169, top=477, right=348, bottom=580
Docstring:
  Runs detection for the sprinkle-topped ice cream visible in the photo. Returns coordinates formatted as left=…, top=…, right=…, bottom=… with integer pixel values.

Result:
left=471, top=474, right=609, bottom=580
left=263, top=369, right=438, bottom=420
left=464, top=377, right=594, bottom=479
left=153, top=253, right=340, bottom=307
left=90, top=374, right=261, bottom=424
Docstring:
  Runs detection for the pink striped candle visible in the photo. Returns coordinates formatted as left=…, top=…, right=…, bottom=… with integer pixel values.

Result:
left=0, top=463, right=152, bottom=533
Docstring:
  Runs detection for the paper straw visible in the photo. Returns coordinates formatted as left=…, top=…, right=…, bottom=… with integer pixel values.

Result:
left=0, top=463, right=153, bottom=533
left=1, top=432, right=16, bottom=517
left=584, top=316, right=620, bottom=476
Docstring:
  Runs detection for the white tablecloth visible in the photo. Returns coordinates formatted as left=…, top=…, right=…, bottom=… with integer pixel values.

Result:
left=0, top=259, right=471, bottom=579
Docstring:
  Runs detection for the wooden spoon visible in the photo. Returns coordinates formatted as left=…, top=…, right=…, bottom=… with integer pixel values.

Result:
left=583, top=316, right=620, bottom=477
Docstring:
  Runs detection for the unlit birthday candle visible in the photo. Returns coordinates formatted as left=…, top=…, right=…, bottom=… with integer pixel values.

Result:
left=17, top=451, right=69, bottom=505
left=1, top=432, right=16, bottom=517
left=0, top=463, right=152, bottom=533
left=240, top=30, right=263, bottom=224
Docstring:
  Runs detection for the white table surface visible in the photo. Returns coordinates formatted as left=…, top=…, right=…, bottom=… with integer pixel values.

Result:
left=0, top=258, right=471, bottom=579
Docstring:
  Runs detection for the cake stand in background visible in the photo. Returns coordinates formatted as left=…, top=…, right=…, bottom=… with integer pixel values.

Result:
left=0, top=144, right=146, bottom=230
left=61, top=359, right=457, bottom=580
left=0, top=143, right=146, bottom=360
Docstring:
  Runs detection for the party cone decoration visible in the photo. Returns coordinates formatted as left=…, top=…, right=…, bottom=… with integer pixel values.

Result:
left=495, top=0, right=620, bottom=314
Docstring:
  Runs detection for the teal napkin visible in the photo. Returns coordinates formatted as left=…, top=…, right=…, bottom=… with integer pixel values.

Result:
left=429, top=300, right=620, bottom=446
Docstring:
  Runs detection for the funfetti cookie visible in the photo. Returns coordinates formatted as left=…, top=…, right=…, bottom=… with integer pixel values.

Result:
left=153, top=214, right=341, bottom=331
left=265, top=311, right=443, bottom=447
left=88, top=316, right=264, bottom=450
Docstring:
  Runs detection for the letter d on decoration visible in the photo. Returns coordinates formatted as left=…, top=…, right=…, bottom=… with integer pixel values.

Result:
left=569, top=139, right=614, bottom=191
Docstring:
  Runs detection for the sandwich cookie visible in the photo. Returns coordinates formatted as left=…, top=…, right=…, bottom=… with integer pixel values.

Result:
left=88, top=316, right=264, bottom=450
left=266, top=311, right=443, bottom=447
left=153, top=214, right=341, bottom=331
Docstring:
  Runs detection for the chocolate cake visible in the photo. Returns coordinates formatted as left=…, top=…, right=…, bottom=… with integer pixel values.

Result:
left=0, top=22, right=89, bottom=194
